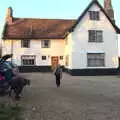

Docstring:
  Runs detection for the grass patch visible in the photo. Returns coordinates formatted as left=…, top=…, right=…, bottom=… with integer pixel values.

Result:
left=0, top=103, right=22, bottom=120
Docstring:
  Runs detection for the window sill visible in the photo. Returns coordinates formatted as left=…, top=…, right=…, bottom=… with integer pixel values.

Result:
left=87, top=66, right=106, bottom=68
left=42, top=47, right=49, bottom=49
left=89, top=20, right=100, bottom=21
left=21, top=65, right=36, bottom=66
left=21, top=47, right=30, bottom=48
left=88, top=42, right=103, bottom=43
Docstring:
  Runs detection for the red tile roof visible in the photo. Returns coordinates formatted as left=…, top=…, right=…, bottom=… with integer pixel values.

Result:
left=3, top=18, right=76, bottom=39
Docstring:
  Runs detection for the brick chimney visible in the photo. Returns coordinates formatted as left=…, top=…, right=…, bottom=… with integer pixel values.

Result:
left=104, top=0, right=115, bottom=23
left=6, top=7, right=13, bottom=24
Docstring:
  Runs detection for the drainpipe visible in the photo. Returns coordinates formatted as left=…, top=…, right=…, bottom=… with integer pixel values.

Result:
left=11, top=40, right=13, bottom=63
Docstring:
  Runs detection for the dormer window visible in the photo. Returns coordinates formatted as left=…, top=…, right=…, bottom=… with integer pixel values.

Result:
left=89, top=11, right=100, bottom=20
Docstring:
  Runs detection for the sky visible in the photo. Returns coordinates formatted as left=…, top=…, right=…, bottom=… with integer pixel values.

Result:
left=0, top=0, right=120, bottom=52
left=0, top=0, right=120, bottom=34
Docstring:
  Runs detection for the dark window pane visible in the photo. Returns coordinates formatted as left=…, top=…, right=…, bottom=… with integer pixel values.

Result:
left=21, top=40, right=30, bottom=48
left=87, top=53, right=105, bottom=67
left=89, top=30, right=96, bottom=42
left=41, top=40, right=50, bottom=48
left=96, top=31, right=102, bottom=42
left=96, top=11, right=99, bottom=20
left=42, top=56, right=46, bottom=60
left=60, top=56, right=63, bottom=60
left=89, top=30, right=103, bottom=42
left=21, top=55, right=35, bottom=66
left=89, top=11, right=100, bottom=20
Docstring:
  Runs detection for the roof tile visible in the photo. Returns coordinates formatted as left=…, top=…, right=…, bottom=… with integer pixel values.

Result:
left=3, top=18, right=76, bottom=39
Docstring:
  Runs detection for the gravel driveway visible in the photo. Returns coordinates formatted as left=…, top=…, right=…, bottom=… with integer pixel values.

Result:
left=1, top=73, right=120, bottom=120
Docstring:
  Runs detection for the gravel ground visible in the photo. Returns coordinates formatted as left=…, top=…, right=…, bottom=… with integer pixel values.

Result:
left=1, top=73, right=120, bottom=120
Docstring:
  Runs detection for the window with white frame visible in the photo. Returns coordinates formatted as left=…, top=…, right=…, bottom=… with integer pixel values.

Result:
left=89, top=11, right=100, bottom=20
left=21, top=55, right=35, bottom=66
left=60, top=56, right=63, bottom=60
left=42, top=56, right=46, bottom=60
left=41, top=40, right=50, bottom=48
left=21, top=40, right=30, bottom=48
left=89, top=30, right=103, bottom=42
left=87, top=53, right=105, bottom=67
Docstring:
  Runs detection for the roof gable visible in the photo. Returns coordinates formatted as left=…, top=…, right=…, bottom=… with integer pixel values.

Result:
left=69, top=0, right=120, bottom=33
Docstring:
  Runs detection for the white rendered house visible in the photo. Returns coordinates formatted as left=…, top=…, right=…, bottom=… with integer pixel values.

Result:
left=2, top=0, right=120, bottom=75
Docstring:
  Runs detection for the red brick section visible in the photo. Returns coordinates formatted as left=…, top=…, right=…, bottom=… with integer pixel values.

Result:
left=3, top=18, right=76, bottom=39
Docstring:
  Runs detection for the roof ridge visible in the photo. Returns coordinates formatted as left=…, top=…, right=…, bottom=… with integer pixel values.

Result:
left=13, top=17, right=76, bottom=21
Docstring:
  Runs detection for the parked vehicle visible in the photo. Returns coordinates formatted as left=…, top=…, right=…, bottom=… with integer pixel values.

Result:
left=0, top=54, right=13, bottom=92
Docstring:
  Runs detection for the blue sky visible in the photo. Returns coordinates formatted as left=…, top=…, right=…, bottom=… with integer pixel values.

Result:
left=0, top=0, right=120, bottom=55
left=0, top=0, right=120, bottom=37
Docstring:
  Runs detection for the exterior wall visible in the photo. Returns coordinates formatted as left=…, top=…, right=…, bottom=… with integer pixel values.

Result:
left=118, top=34, right=120, bottom=56
left=2, top=3, right=119, bottom=74
left=64, top=33, right=73, bottom=69
left=71, top=3, right=118, bottom=69
left=2, top=39, right=65, bottom=66
left=0, top=40, right=2, bottom=57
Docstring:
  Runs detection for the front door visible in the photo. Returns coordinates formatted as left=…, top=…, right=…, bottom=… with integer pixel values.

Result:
left=51, top=56, right=59, bottom=71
